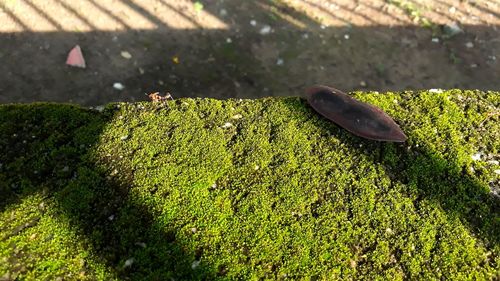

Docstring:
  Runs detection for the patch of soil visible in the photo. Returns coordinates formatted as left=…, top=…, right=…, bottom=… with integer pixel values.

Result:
left=0, top=0, right=499, bottom=106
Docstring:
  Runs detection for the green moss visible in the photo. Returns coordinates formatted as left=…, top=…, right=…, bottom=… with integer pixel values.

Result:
left=1, top=90, right=499, bottom=280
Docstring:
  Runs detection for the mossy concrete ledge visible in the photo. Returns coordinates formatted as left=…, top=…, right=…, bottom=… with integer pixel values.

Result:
left=0, top=90, right=499, bottom=280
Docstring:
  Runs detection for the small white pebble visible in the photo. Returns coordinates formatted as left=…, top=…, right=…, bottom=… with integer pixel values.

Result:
left=259, top=25, right=272, bottom=35
left=191, top=227, right=197, bottom=233
left=113, top=83, right=125, bottom=90
left=250, top=20, right=257, bottom=26
left=124, top=258, right=135, bottom=268
left=344, top=34, right=350, bottom=40
left=429, top=89, right=443, bottom=93
left=276, top=58, right=284, bottom=66
left=448, top=6, right=456, bottom=13
left=320, top=25, right=326, bottom=29
left=211, top=183, right=217, bottom=188
left=254, top=165, right=259, bottom=170
left=120, top=135, right=129, bottom=141
left=221, top=122, right=232, bottom=128
left=359, top=81, right=367, bottom=87
left=470, top=63, right=478, bottom=68
left=471, top=153, right=482, bottom=161
left=226, top=38, right=232, bottom=43
left=191, top=260, right=201, bottom=269
left=385, top=228, right=393, bottom=234
left=431, top=38, right=439, bottom=43
left=108, top=215, right=115, bottom=221
left=465, top=42, right=474, bottom=48
left=219, top=9, right=227, bottom=16
left=120, top=51, right=132, bottom=59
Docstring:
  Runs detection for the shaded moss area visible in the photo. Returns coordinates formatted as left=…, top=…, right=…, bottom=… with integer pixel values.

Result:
left=0, top=90, right=499, bottom=280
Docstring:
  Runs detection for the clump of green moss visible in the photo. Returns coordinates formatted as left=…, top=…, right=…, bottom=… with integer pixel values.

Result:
left=1, top=90, right=499, bottom=280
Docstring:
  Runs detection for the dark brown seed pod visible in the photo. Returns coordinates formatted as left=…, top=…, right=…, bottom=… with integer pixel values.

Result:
left=305, top=85, right=407, bottom=142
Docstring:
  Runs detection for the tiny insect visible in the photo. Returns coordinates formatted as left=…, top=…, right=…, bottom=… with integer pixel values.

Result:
left=146, top=92, right=174, bottom=108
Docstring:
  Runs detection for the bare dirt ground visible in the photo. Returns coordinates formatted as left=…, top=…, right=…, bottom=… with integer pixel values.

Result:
left=0, top=0, right=499, bottom=106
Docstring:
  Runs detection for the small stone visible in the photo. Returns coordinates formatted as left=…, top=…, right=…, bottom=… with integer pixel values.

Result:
left=385, top=228, right=393, bottom=235
left=120, top=51, right=132, bottom=59
left=429, top=89, right=443, bottom=93
left=191, top=260, right=201, bottom=269
left=108, top=215, right=115, bottom=221
left=221, top=122, right=232, bottom=128
left=470, top=63, right=478, bottom=68
left=250, top=20, right=257, bottom=26
left=29, top=233, right=37, bottom=240
left=471, top=153, right=481, bottom=161
left=113, top=83, right=125, bottom=90
left=191, top=227, right=197, bottom=233
left=226, top=38, right=232, bottom=43
left=359, top=81, right=367, bottom=87
left=320, top=25, right=326, bottom=29
left=123, top=258, right=135, bottom=268
left=431, top=38, right=439, bottom=43
left=443, top=22, right=463, bottom=37
left=276, top=58, right=284, bottom=66
left=344, top=34, right=350, bottom=40
left=259, top=25, right=272, bottom=35
left=254, top=165, right=259, bottom=170
left=219, top=9, right=227, bottom=16
left=120, top=135, right=129, bottom=141
left=448, top=6, right=456, bottom=13
left=465, top=42, right=474, bottom=48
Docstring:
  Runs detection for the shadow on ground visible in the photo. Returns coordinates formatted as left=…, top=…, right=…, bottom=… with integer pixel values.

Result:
left=0, top=105, right=212, bottom=279
left=0, top=0, right=499, bottom=106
